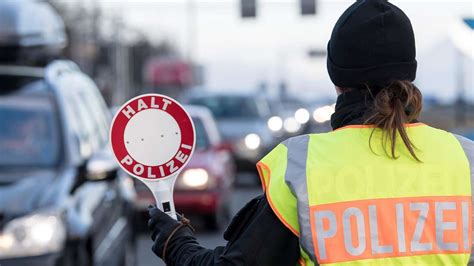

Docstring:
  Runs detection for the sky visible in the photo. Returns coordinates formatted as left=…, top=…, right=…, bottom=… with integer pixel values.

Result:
left=89, top=0, right=473, bottom=102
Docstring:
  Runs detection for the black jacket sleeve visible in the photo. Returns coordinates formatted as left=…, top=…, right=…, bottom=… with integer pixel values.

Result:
left=158, top=194, right=300, bottom=266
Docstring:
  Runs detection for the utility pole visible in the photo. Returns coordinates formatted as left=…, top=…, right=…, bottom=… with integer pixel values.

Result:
left=187, top=0, right=197, bottom=62
left=112, top=16, right=130, bottom=106
left=455, top=47, right=466, bottom=127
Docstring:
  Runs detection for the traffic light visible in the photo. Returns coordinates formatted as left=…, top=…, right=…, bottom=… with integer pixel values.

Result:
left=241, top=0, right=257, bottom=18
left=464, top=18, right=474, bottom=29
left=300, top=0, right=317, bottom=16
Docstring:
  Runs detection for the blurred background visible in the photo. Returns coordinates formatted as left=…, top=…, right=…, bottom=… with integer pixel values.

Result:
left=0, top=0, right=472, bottom=266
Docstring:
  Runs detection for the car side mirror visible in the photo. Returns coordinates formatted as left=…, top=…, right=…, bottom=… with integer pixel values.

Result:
left=86, top=149, right=118, bottom=181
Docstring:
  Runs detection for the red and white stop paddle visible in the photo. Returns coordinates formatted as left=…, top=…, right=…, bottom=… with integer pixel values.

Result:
left=110, top=94, right=195, bottom=219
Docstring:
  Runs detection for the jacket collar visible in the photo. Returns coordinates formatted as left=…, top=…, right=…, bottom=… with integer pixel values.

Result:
left=330, top=89, right=374, bottom=130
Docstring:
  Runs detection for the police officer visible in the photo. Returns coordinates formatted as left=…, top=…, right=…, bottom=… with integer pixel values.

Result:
left=148, top=0, right=474, bottom=265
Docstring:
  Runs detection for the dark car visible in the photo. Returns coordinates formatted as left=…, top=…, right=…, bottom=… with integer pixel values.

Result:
left=184, top=91, right=276, bottom=172
left=0, top=61, right=136, bottom=266
left=132, top=105, right=235, bottom=230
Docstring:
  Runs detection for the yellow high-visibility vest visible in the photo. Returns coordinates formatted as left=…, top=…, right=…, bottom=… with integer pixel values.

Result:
left=257, top=124, right=474, bottom=266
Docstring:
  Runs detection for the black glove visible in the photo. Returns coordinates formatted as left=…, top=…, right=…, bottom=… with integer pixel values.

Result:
left=147, top=205, right=195, bottom=260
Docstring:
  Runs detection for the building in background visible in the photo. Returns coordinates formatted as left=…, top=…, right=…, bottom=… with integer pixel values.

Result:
left=48, top=0, right=204, bottom=106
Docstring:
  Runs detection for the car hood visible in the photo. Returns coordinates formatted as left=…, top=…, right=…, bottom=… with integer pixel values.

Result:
left=0, top=168, right=73, bottom=217
left=217, top=119, right=267, bottom=141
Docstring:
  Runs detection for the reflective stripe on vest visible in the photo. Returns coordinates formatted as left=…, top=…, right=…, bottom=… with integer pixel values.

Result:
left=454, top=134, right=474, bottom=265
left=257, top=124, right=474, bottom=266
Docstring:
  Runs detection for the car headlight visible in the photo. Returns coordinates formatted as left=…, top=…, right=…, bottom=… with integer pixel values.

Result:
left=284, top=117, right=301, bottom=133
left=313, top=104, right=336, bottom=123
left=294, top=108, right=310, bottom=124
left=267, top=116, right=283, bottom=132
left=176, top=168, right=214, bottom=190
left=244, top=133, right=261, bottom=150
left=0, top=211, right=66, bottom=259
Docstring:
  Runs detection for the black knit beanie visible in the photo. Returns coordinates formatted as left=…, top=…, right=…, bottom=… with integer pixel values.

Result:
left=327, top=0, right=417, bottom=88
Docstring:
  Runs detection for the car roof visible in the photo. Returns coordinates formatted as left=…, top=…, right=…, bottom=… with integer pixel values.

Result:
left=183, top=104, right=221, bottom=145
left=0, top=61, right=81, bottom=95
left=183, top=104, right=213, bottom=119
left=0, top=65, right=45, bottom=78
left=0, top=65, right=48, bottom=95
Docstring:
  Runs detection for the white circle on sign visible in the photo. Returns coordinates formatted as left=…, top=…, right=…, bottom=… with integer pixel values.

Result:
left=124, top=109, right=181, bottom=166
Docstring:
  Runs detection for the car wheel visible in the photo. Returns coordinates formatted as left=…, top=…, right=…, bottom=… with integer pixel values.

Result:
left=59, top=240, right=91, bottom=266
left=56, top=247, right=74, bottom=266
left=77, top=243, right=92, bottom=266
left=204, top=204, right=231, bottom=231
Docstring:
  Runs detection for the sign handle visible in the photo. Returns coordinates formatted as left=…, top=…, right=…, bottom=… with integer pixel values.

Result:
left=143, top=175, right=178, bottom=220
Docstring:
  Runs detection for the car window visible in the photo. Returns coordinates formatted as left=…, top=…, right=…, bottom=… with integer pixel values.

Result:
left=57, top=73, right=109, bottom=158
left=189, top=96, right=261, bottom=119
left=192, top=116, right=210, bottom=150
left=80, top=77, right=110, bottom=144
left=61, top=90, right=85, bottom=149
left=78, top=90, right=105, bottom=146
left=0, top=80, right=61, bottom=167
left=71, top=92, right=95, bottom=142
left=59, top=75, right=97, bottom=157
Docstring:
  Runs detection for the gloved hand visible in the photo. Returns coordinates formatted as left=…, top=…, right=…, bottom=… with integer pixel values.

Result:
left=148, top=205, right=194, bottom=260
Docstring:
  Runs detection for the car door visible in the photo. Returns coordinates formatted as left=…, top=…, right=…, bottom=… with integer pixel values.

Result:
left=57, top=70, right=127, bottom=265
left=73, top=74, right=129, bottom=266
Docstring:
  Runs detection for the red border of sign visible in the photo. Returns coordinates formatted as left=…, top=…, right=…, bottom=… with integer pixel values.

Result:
left=109, top=94, right=195, bottom=180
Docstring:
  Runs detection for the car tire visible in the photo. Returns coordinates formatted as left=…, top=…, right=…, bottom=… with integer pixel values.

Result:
left=56, top=247, right=74, bottom=266
left=78, top=240, right=93, bottom=266
left=58, top=240, right=91, bottom=266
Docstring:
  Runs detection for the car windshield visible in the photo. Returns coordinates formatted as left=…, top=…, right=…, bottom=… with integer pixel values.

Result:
left=0, top=81, right=61, bottom=168
left=189, top=96, right=262, bottom=119
left=192, top=117, right=210, bottom=150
